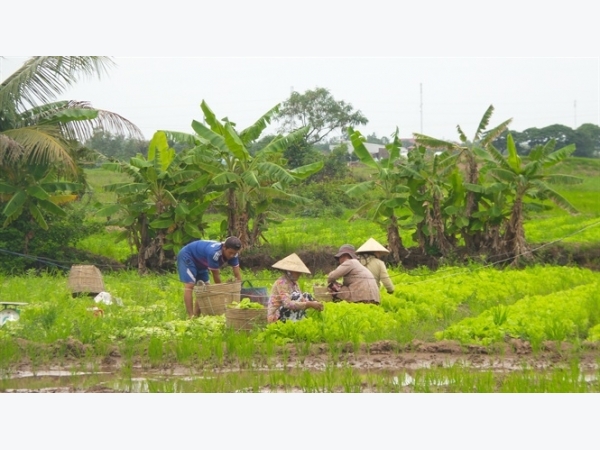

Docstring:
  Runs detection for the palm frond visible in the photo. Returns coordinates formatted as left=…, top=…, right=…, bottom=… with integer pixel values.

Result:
left=0, top=134, right=26, bottom=164
left=0, top=56, right=114, bottom=111
left=2, top=126, right=77, bottom=174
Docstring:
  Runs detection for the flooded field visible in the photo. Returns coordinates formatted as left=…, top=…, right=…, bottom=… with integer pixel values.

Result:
left=3, top=340, right=600, bottom=393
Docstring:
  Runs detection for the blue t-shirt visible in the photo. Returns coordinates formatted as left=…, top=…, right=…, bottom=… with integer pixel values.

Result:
left=181, top=240, right=239, bottom=270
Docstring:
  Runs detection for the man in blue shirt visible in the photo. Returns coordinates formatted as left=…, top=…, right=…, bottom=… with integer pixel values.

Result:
left=177, top=236, right=243, bottom=317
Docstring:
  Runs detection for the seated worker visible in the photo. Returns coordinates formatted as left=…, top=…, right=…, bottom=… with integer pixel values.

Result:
left=356, top=238, right=395, bottom=295
left=268, top=253, right=324, bottom=323
left=327, top=244, right=380, bottom=305
left=177, top=236, right=242, bottom=318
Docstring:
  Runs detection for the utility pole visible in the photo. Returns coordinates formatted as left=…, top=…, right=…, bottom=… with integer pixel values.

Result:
left=420, top=83, right=423, bottom=134
left=574, top=100, right=577, bottom=128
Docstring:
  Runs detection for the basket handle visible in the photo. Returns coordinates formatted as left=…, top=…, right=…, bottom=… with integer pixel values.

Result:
left=241, top=280, right=254, bottom=288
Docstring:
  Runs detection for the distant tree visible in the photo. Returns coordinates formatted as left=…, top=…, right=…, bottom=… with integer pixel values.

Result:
left=573, top=123, right=600, bottom=157
left=366, top=133, right=389, bottom=145
left=275, top=87, right=368, bottom=168
left=313, top=143, right=350, bottom=181
left=494, top=123, right=600, bottom=158
left=85, top=130, right=148, bottom=162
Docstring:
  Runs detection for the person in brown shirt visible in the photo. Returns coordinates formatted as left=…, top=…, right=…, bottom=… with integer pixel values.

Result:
left=326, top=244, right=380, bottom=305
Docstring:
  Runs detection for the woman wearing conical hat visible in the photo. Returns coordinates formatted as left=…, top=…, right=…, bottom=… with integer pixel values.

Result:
left=356, top=238, right=395, bottom=295
left=267, top=253, right=324, bottom=323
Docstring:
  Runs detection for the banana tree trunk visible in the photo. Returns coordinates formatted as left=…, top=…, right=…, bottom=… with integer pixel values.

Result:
left=227, top=188, right=251, bottom=249
left=503, top=194, right=530, bottom=264
left=387, top=215, right=407, bottom=264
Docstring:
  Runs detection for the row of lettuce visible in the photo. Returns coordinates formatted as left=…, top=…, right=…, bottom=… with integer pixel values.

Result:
left=0, top=265, right=599, bottom=352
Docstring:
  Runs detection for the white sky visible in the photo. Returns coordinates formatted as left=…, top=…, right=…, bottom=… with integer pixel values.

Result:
left=2, top=56, right=598, bottom=142
left=2, top=2, right=599, bottom=144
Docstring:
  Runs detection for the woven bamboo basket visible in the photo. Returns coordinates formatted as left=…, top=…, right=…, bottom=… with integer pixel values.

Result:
left=313, top=285, right=334, bottom=302
left=225, top=307, right=267, bottom=331
left=194, top=281, right=242, bottom=316
left=68, top=265, right=105, bottom=296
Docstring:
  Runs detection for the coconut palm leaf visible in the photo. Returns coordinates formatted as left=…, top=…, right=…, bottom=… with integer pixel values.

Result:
left=2, top=126, right=77, bottom=173
left=0, top=56, right=113, bottom=111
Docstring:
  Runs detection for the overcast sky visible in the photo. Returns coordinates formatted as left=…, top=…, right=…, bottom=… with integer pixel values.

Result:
left=2, top=56, right=597, bottom=143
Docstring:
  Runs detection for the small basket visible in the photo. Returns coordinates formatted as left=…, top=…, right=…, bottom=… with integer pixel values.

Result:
left=68, top=265, right=105, bottom=297
left=194, top=281, right=242, bottom=316
left=225, top=307, right=267, bottom=331
left=313, top=285, right=334, bottom=302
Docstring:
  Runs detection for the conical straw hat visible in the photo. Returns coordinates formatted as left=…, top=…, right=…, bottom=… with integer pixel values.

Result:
left=272, top=253, right=311, bottom=274
left=356, top=238, right=389, bottom=254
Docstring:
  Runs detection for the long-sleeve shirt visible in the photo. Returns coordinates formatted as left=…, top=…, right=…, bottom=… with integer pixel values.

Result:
left=360, top=255, right=394, bottom=294
left=267, top=275, right=308, bottom=323
left=327, top=259, right=380, bottom=303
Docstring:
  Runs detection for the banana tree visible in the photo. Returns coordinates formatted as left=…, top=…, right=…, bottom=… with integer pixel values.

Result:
left=414, top=105, right=512, bottom=253
left=346, top=127, right=410, bottom=263
left=478, top=134, right=582, bottom=262
left=190, top=100, right=323, bottom=248
left=397, top=145, right=462, bottom=256
left=97, top=131, right=218, bottom=273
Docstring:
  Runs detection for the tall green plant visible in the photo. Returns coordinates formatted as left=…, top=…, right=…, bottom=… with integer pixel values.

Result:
left=0, top=56, right=142, bottom=250
left=97, top=131, right=218, bottom=273
left=346, top=127, right=410, bottom=262
left=478, top=135, right=583, bottom=261
left=190, top=100, right=323, bottom=248
left=414, top=105, right=512, bottom=253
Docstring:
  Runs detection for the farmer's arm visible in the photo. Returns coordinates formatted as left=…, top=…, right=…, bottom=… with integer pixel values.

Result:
left=327, top=262, right=349, bottom=284
left=232, top=265, right=242, bottom=282
left=210, top=269, right=222, bottom=284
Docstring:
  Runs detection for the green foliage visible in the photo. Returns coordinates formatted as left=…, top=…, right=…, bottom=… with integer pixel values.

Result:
left=256, top=301, right=399, bottom=344
left=0, top=207, right=103, bottom=273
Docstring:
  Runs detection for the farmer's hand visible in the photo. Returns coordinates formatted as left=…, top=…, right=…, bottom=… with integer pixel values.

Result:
left=310, top=301, right=324, bottom=312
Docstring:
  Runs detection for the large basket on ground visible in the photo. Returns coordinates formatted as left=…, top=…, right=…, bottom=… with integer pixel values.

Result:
left=68, top=265, right=105, bottom=297
left=225, top=307, right=267, bottom=331
left=313, top=285, right=334, bottom=302
left=194, top=281, right=242, bottom=316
